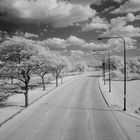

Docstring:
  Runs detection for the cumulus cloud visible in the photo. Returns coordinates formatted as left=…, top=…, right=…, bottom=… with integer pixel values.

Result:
left=107, top=37, right=137, bottom=51
left=113, top=0, right=124, bottom=2
left=41, top=37, right=67, bottom=48
left=41, top=35, right=91, bottom=49
left=92, top=36, right=137, bottom=52
left=93, top=0, right=124, bottom=5
left=40, top=35, right=107, bottom=50
left=101, top=13, right=140, bottom=38
left=21, top=33, right=137, bottom=53
left=91, top=43, right=110, bottom=51
left=110, top=13, right=136, bottom=28
left=82, top=16, right=109, bottom=32
left=68, top=0, right=94, bottom=5
left=112, top=0, right=140, bottom=13
left=24, top=32, right=39, bottom=39
left=0, top=0, right=95, bottom=28
left=66, top=35, right=86, bottom=46
left=102, top=24, right=140, bottom=37
left=70, top=50, right=84, bottom=57
left=126, top=13, right=135, bottom=21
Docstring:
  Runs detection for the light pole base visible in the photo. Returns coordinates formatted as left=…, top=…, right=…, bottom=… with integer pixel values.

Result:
left=123, top=108, right=126, bottom=111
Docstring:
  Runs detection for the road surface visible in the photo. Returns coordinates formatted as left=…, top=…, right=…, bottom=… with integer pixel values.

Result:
left=0, top=75, right=129, bottom=140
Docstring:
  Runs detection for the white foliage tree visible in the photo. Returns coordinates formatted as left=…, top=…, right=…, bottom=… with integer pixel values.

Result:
left=0, top=36, right=38, bottom=106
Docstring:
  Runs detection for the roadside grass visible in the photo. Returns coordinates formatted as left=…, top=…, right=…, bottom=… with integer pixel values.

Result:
left=0, top=75, right=53, bottom=102
left=105, top=70, right=140, bottom=115
left=105, top=70, right=140, bottom=81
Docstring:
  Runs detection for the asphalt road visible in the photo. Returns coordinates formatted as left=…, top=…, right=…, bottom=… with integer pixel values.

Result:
left=0, top=74, right=129, bottom=140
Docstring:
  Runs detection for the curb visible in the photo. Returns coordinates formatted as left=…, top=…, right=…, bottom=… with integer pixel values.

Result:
left=98, top=78, right=110, bottom=107
left=0, top=76, right=77, bottom=127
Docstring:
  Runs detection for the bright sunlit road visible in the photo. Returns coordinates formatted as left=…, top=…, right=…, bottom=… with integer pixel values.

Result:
left=0, top=74, right=129, bottom=140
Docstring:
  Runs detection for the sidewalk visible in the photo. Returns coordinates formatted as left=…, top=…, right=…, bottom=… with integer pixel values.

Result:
left=0, top=75, right=77, bottom=127
left=98, top=77, right=140, bottom=140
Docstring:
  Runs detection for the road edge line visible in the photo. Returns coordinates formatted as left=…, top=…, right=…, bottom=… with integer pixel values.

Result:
left=97, top=77, right=110, bottom=107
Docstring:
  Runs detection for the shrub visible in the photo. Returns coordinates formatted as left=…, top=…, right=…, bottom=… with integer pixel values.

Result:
left=111, top=70, right=123, bottom=80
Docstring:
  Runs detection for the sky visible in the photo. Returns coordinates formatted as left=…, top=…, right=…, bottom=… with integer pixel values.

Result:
left=0, top=0, right=140, bottom=62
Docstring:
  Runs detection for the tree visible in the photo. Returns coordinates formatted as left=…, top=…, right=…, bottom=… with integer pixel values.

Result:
left=50, top=54, right=69, bottom=87
left=74, top=61, right=87, bottom=74
left=127, top=58, right=140, bottom=74
left=0, top=62, right=17, bottom=84
left=108, top=56, right=124, bottom=71
left=32, top=54, right=52, bottom=90
left=0, top=36, right=38, bottom=107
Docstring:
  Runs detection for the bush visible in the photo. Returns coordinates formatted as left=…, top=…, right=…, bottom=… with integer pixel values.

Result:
left=0, top=84, right=21, bottom=101
left=111, top=70, right=123, bottom=80
left=128, top=73, right=140, bottom=80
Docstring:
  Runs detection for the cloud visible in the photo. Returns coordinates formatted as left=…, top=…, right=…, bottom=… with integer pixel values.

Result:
left=40, top=35, right=105, bottom=50
left=107, top=37, right=137, bottom=51
left=17, top=33, right=137, bottom=53
left=91, top=43, right=110, bottom=51
left=126, top=13, right=135, bottom=21
left=82, top=16, right=109, bottom=32
left=110, top=13, right=136, bottom=28
left=92, top=36, right=137, bottom=52
left=81, top=12, right=137, bottom=33
left=70, top=50, right=84, bottom=57
left=102, top=24, right=140, bottom=37
left=90, top=0, right=125, bottom=14
left=112, top=0, right=140, bottom=13
left=68, top=0, right=94, bottom=5
left=113, top=0, right=124, bottom=2
left=101, top=13, right=140, bottom=37
left=24, top=32, right=39, bottom=39
left=66, top=35, right=86, bottom=46
left=92, top=0, right=124, bottom=5
left=41, top=37, right=67, bottom=48
left=41, top=35, right=90, bottom=49
left=0, top=0, right=95, bottom=28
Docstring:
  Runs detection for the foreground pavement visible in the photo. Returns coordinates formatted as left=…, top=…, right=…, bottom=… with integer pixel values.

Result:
left=99, top=77, right=140, bottom=140
left=0, top=74, right=131, bottom=140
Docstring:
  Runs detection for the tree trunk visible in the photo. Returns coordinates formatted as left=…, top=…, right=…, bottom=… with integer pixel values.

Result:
left=41, top=76, right=46, bottom=90
left=56, top=75, right=58, bottom=87
left=24, top=82, right=29, bottom=107
left=24, top=91, right=29, bottom=107
left=11, top=77, right=14, bottom=84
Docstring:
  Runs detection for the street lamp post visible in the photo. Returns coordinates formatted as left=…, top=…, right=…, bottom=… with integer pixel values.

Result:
left=108, top=50, right=111, bottom=92
left=98, top=37, right=127, bottom=111
left=102, top=60, right=106, bottom=85
left=93, top=50, right=111, bottom=91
